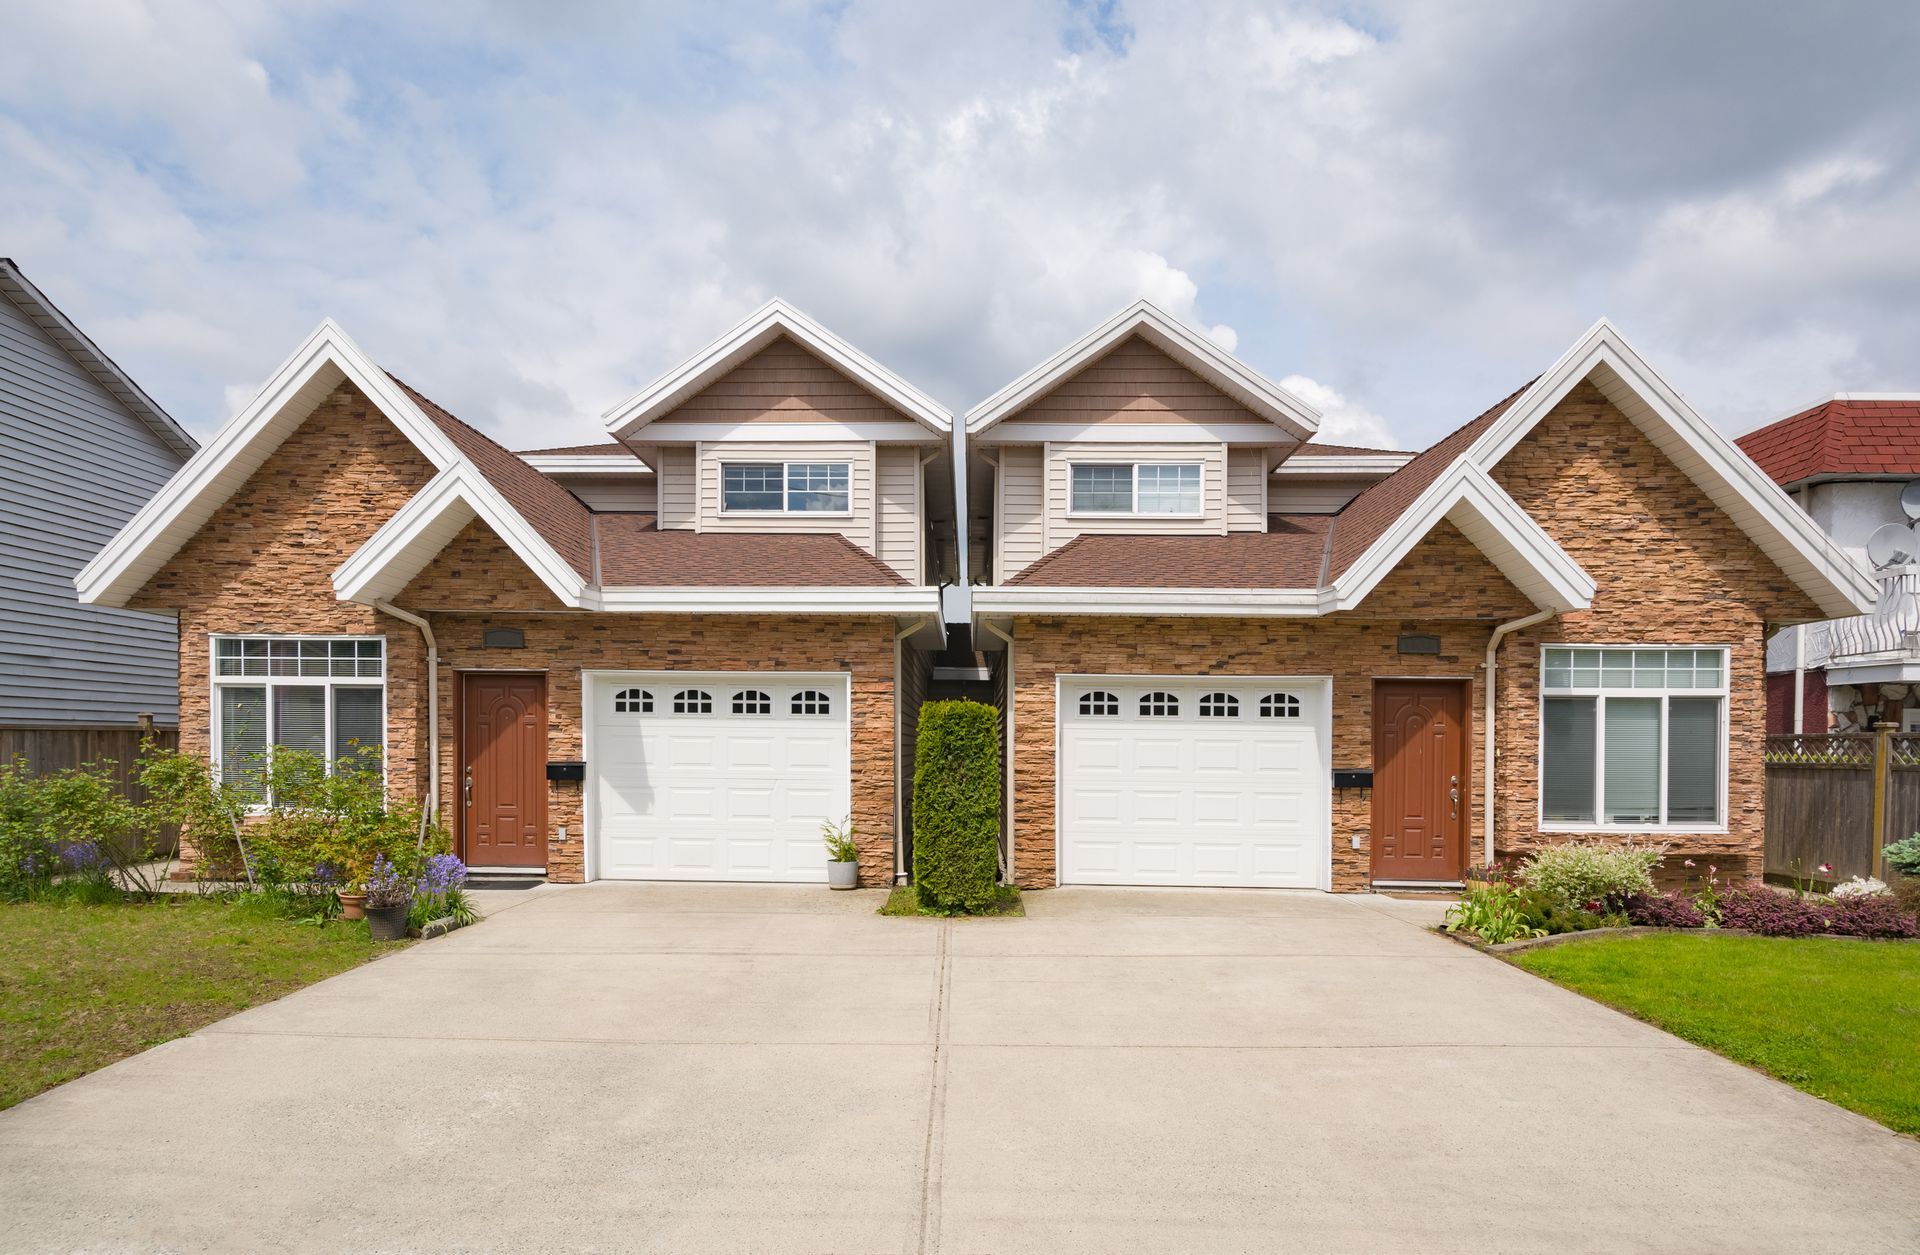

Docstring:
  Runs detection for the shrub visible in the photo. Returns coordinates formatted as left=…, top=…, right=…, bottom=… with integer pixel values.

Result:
left=821, top=816, right=859, bottom=863
left=1618, top=891, right=1706, bottom=928
left=1520, top=840, right=1663, bottom=911
left=0, top=756, right=165, bottom=902
left=1816, top=895, right=1920, bottom=940
left=1883, top=833, right=1920, bottom=879
left=251, top=746, right=446, bottom=889
left=1444, top=883, right=1546, bottom=943
left=1717, top=886, right=1822, bottom=937
left=912, top=700, right=1002, bottom=914
left=1831, top=876, right=1890, bottom=900
left=1896, top=877, right=1920, bottom=920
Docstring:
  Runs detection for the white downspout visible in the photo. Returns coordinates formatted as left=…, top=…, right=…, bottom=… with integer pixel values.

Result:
left=374, top=601, right=439, bottom=843
left=894, top=615, right=936, bottom=885
left=979, top=619, right=1015, bottom=885
left=1483, top=608, right=1555, bottom=868
left=1792, top=624, right=1807, bottom=734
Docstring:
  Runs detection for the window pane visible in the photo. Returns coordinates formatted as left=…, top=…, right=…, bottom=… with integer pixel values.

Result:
left=1136, top=464, right=1200, bottom=514
left=1603, top=697, right=1661, bottom=824
left=272, top=686, right=327, bottom=757
left=215, top=639, right=244, bottom=676
left=787, top=462, right=850, bottom=513
left=1542, top=697, right=1596, bottom=822
left=269, top=639, right=299, bottom=676
left=722, top=463, right=784, bottom=511
left=1070, top=464, right=1132, bottom=512
left=333, top=688, right=383, bottom=770
left=1667, top=697, right=1720, bottom=823
left=219, top=686, right=268, bottom=798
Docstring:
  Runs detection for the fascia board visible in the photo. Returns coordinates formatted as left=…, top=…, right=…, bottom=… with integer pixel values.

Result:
left=519, top=455, right=653, bottom=475
left=1466, top=321, right=1877, bottom=617
left=586, top=586, right=943, bottom=614
left=969, top=586, right=1326, bottom=617
left=1273, top=455, right=1414, bottom=476
left=604, top=299, right=953, bottom=440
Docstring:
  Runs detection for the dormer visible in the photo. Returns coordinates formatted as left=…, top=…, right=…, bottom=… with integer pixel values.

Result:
left=965, top=300, right=1319, bottom=583
left=602, top=301, right=954, bottom=584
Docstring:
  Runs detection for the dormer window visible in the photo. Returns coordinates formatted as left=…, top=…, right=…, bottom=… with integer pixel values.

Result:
left=1069, top=462, right=1201, bottom=516
left=721, top=461, right=852, bottom=515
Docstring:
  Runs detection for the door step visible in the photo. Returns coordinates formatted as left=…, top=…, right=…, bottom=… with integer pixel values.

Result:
left=1370, top=880, right=1465, bottom=892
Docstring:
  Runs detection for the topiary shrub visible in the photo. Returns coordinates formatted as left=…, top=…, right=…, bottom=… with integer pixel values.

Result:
left=912, top=700, right=1002, bottom=914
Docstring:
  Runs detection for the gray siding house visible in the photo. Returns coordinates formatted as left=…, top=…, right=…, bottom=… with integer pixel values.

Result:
left=0, top=260, right=195, bottom=732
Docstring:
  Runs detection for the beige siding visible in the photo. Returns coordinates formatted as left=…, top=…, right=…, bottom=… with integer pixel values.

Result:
left=551, top=473, right=657, bottom=514
left=1226, top=448, right=1268, bottom=532
left=1045, top=441, right=1228, bottom=546
left=697, top=440, right=878, bottom=553
left=1005, top=334, right=1260, bottom=425
left=875, top=444, right=922, bottom=581
left=664, top=335, right=913, bottom=424
left=657, top=446, right=697, bottom=530
left=1269, top=475, right=1375, bottom=515
left=996, top=445, right=1046, bottom=582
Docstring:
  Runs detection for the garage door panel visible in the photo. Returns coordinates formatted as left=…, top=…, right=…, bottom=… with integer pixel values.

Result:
left=1061, top=677, right=1328, bottom=889
left=591, top=674, right=851, bottom=883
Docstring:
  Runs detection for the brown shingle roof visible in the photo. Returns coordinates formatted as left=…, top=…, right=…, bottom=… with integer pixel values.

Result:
left=595, top=515, right=908, bottom=587
left=515, top=441, right=640, bottom=457
left=1736, top=397, right=1920, bottom=486
left=1291, top=441, right=1412, bottom=457
left=1322, top=379, right=1537, bottom=580
left=1007, top=515, right=1333, bottom=587
left=388, top=375, right=596, bottom=579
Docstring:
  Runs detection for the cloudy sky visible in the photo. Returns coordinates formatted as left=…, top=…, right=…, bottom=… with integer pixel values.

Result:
left=5, top=0, right=1918, bottom=452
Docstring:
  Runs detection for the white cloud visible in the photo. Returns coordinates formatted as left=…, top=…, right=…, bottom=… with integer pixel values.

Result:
left=1279, top=375, right=1401, bottom=449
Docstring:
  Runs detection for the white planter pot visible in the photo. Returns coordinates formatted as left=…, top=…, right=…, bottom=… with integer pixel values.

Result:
left=827, top=859, right=859, bottom=890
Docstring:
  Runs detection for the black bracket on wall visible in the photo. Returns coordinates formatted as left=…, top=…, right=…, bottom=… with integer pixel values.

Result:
left=1332, top=769, right=1373, bottom=789
left=546, top=760, right=585, bottom=783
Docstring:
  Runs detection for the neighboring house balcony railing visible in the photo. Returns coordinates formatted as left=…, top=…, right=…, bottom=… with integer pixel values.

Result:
left=1824, top=570, right=1920, bottom=684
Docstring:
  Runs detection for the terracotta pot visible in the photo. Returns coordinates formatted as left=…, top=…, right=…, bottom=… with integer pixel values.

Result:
left=337, top=892, right=367, bottom=921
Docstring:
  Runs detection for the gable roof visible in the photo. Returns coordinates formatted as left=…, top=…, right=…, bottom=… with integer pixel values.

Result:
left=77, top=320, right=592, bottom=609
left=0, top=259, right=196, bottom=460
left=965, top=300, right=1320, bottom=440
left=1736, top=394, right=1920, bottom=487
left=603, top=298, right=953, bottom=439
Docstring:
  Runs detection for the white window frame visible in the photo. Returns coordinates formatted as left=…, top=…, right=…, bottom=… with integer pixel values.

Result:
left=208, top=634, right=389, bottom=805
left=719, top=460, right=854, bottom=517
left=1536, top=644, right=1730, bottom=835
left=1066, top=461, right=1204, bottom=518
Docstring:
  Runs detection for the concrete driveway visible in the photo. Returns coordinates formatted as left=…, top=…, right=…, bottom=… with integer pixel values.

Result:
left=3, top=884, right=1918, bottom=1254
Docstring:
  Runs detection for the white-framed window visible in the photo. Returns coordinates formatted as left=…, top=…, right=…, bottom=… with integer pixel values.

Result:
left=1259, top=692, right=1301, bottom=719
left=791, top=689, right=833, bottom=716
left=1198, top=692, right=1240, bottom=718
left=613, top=688, right=652, bottom=714
left=211, top=636, right=386, bottom=798
left=672, top=689, right=714, bottom=715
left=1539, top=646, right=1727, bottom=831
left=732, top=689, right=772, bottom=716
left=1078, top=690, right=1120, bottom=717
left=1068, top=462, right=1202, bottom=516
left=720, top=461, right=852, bottom=515
left=1139, top=691, right=1180, bottom=717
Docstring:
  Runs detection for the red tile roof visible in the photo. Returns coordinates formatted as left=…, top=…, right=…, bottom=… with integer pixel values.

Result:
left=1736, top=397, right=1920, bottom=486
left=595, top=515, right=907, bottom=587
left=389, top=376, right=597, bottom=578
left=1008, top=515, right=1333, bottom=587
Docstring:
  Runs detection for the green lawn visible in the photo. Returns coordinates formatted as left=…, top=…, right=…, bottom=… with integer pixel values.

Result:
left=1515, top=933, right=1920, bottom=1134
left=0, top=896, right=405, bottom=1110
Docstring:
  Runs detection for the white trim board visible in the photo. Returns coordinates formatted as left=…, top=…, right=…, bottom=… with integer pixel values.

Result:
left=603, top=298, right=954, bottom=440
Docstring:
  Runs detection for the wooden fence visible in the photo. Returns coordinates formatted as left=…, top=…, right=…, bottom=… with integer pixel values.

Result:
left=1764, top=729, right=1920, bottom=882
left=1, top=725, right=183, bottom=854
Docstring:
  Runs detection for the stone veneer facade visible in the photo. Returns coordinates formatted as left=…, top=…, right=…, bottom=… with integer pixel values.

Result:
left=132, top=380, right=903, bottom=885
left=1004, top=383, right=1825, bottom=890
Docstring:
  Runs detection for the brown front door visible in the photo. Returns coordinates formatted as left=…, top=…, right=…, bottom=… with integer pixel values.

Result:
left=461, top=672, right=548, bottom=869
left=1372, top=680, right=1469, bottom=882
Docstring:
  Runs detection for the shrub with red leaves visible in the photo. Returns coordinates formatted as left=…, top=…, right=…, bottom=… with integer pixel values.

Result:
left=1716, top=886, right=1822, bottom=937
left=1618, top=891, right=1705, bottom=928
left=1815, top=895, right=1920, bottom=940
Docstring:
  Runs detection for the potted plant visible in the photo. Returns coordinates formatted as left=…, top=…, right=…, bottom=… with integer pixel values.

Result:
left=822, top=816, right=859, bottom=890
left=362, top=854, right=413, bottom=940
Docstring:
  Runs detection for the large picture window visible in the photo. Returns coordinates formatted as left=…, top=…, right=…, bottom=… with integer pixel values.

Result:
left=721, top=461, right=852, bottom=514
left=1540, top=646, right=1726, bottom=830
left=1068, top=462, right=1201, bottom=516
left=212, top=636, right=386, bottom=798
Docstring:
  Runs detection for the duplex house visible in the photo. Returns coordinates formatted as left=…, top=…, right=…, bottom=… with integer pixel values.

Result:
left=967, top=303, right=1876, bottom=891
left=78, top=302, right=949, bottom=886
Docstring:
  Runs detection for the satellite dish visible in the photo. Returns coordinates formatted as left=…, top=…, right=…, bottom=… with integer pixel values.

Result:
left=1868, top=521, right=1919, bottom=570
left=1902, top=479, right=1920, bottom=522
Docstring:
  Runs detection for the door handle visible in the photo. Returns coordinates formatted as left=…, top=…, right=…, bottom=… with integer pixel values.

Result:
left=1448, top=774, right=1460, bottom=820
left=464, top=769, right=473, bottom=808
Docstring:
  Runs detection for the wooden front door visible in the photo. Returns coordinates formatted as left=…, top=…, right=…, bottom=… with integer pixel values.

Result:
left=461, top=672, right=548, bottom=869
left=1372, top=680, right=1468, bottom=882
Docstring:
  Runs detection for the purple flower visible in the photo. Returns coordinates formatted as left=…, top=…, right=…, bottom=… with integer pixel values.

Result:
left=416, top=853, right=467, bottom=896
left=58, top=842, right=103, bottom=872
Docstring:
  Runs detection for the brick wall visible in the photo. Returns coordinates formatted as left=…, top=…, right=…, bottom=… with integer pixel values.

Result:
left=1005, top=383, right=1826, bottom=890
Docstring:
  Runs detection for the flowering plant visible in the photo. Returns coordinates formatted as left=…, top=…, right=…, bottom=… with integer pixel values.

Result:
left=362, top=854, right=413, bottom=908
left=1831, top=876, right=1890, bottom=900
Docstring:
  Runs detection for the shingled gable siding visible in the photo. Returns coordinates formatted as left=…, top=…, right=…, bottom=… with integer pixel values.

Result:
left=1486, top=382, right=1825, bottom=883
left=1004, top=523, right=1533, bottom=890
left=128, top=380, right=437, bottom=873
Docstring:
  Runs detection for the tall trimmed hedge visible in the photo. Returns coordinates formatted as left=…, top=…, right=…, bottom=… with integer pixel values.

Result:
left=912, top=700, right=1002, bottom=912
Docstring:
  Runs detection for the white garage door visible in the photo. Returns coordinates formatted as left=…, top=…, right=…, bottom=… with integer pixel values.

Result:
left=589, top=673, right=850, bottom=881
left=1058, top=676, right=1330, bottom=889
